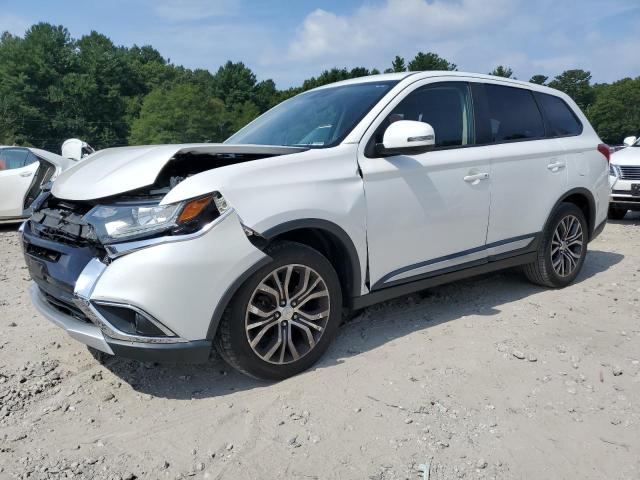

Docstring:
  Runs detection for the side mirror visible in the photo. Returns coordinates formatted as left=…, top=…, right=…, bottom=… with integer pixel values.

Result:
left=623, top=136, right=637, bottom=147
left=376, top=120, right=435, bottom=156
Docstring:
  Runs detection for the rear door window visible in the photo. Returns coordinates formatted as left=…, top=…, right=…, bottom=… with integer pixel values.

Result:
left=483, top=84, right=545, bottom=142
left=534, top=92, right=583, bottom=137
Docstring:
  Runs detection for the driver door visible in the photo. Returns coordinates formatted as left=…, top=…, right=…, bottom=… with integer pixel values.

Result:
left=0, top=148, right=40, bottom=218
left=358, top=81, right=492, bottom=289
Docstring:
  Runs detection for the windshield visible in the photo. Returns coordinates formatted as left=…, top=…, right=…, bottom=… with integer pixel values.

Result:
left=226, top=81, right=398, bottom=148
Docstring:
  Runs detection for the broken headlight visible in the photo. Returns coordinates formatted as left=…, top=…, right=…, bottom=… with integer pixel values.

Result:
left=84, top=193, right=228, bottom=244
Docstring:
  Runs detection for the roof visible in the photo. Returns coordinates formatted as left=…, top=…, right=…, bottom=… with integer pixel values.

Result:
left=313, top=70, right=557, bottom=93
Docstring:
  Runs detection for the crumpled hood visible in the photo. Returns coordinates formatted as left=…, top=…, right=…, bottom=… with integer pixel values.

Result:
left=51, top=143, right=306, bottom=201
left=611, top=146, right=640, bottom=166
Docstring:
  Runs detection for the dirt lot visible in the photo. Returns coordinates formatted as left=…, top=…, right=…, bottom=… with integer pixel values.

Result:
left=1, top=215, right=639, bottom=480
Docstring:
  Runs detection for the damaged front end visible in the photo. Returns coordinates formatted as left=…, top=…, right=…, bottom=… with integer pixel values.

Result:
left=28, top=189, right=229, bottom=259
left=27, top=149, right=265, bottom=259
left=21, top=145, right=287, bottom=355
left=29, top=144, right=300, bottom=255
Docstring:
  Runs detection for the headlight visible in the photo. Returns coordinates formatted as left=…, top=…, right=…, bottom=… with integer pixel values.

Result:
left=609, top=164, right=621, bottom=177
left=85, top=193, right=228, bottom=244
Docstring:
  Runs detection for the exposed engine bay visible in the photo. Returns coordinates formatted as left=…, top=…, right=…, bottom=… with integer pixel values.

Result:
left=28, top=149, right=294, bottom=251
left=123, top=151, right=284, bottom=200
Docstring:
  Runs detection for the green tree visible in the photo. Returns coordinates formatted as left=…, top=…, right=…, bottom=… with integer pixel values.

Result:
left=209, top=61, right=272, bottom=131
left=253, top=79, right=278, bottom=112
left=390, top=55, right=406, bottom=72
left=588, top=77, right=640, bottom=144
left=129, top=83, right=227, bottom=144
left=490, top=65, right=514, bottom=78
left=548, top=69, right=594, bottom=110
left=529, top=74, right=548, bottom=85
left=228, top=100, right=261, bottom=133
left=212, top=61, right=257, bottom=107
left=0, top=23, right=79, bottom=150
left=407, top=52, right=457, bottom=71
left=4, top=22, right=639, bottom=151
left=300, top=67, right=376, bottom=91
left=0, top=32, right=22, bottom=144
left=71, top=31, right=140, bottom=147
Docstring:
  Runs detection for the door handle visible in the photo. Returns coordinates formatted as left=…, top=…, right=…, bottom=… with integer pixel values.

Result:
left=463, top=172, right=489, bottom=184
left=547, top=160, right=566, bottom=172
left=20, top=171, right=33, bottom=177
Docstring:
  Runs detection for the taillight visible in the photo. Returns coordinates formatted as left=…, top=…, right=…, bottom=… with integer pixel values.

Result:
left=597, top=143, right=610, bottom=162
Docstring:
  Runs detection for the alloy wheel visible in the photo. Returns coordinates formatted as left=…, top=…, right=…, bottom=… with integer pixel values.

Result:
left=550, top=214, right=584, bottom=277
left=245, top=264, right=330, bottom=365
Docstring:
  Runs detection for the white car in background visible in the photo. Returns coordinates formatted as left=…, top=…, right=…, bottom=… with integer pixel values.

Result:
left=0, top=146, right=76, bottom=221
left=609, top=135, right=640, bottom=219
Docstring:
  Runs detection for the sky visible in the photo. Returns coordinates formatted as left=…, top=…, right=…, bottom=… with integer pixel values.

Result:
left=1, top=0, right=639, bottom=88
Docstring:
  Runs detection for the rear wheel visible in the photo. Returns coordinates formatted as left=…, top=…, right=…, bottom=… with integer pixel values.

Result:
left=608, top=205, right=627, bottom=220
left=524, top=203, right=588, bottom=288
left=215, top=241, right=342, bottom=380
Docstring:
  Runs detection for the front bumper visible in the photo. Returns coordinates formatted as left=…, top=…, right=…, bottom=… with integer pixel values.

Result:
left=30, top=284, right=212, bottom=362
left=30, top=283, right=114, bottom=354
left=609, top=178, right=640, bottom=211
left=24, top=209, right=268, bottom=362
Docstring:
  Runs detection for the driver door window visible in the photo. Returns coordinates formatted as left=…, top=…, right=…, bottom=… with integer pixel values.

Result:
left=373, top=82, right=474, bottom=149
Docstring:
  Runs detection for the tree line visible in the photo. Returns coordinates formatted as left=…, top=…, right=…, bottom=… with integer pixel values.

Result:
left=1, top=23, right=638, bottom=151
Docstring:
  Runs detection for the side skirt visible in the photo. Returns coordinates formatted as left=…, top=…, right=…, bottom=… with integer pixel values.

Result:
left=351, top=251, right=537, bottom=310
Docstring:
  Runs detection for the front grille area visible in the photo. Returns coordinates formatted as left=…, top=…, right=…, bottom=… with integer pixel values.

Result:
left=29, top=195, right=99, bottom=249
left=41, top=289, right=91, bottom=323
left=619, top=166, right=640, bottom=180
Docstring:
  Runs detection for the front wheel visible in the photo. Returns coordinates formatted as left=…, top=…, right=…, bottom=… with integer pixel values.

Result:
left=523, top=203, right=588, bottom=288
left=215, top=241, right=342, bottom=380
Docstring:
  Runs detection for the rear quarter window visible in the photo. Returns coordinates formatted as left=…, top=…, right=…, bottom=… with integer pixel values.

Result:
left=534, top=92, right=583, bottom=137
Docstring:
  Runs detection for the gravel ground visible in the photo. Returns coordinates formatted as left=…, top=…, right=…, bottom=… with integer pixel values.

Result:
left=1, top=215, right=639, bottom=480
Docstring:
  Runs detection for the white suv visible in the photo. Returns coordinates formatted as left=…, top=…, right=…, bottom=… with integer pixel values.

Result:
left=22, top=72, right=610, bottom=380
left=609, top=135, right=640, bottom=219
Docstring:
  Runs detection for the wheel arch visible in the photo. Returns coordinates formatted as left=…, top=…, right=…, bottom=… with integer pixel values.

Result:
left=261, top=219, right=363, bottom=307
left=205, top=218, right=363, bottom=340
left=550, top=188, right=597, bottom=240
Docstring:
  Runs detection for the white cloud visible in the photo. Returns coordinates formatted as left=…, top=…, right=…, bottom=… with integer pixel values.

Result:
left=151, top=0, right=239, bottom=22
left=281, top=0, right=640, bottom=84
left=288, top=0, right=515, bottom=62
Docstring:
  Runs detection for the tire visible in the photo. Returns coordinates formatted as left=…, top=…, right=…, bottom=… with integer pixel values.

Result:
left=608, top=205, right=627, bottom=220
left=214, top=241, right=342, bottom=380
left=523, top=202, right=588, bottom=288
